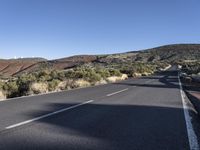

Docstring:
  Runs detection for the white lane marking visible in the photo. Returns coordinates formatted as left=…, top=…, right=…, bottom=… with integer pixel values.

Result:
left=106, top=88, right=128, bottom=97
left=178, top=74, right=199, bottom=150
left=5, top=100, right=94, bottom=130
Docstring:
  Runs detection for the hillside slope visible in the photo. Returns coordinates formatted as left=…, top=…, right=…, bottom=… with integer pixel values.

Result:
left=130, top=44, right=200, bottom=62
left=1, top=44, right=200, bottom=77
left=0, top=58, right=46, bottom=77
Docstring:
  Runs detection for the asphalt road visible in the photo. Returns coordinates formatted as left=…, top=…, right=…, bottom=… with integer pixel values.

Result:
left=0, top=69, right=199, bottom=150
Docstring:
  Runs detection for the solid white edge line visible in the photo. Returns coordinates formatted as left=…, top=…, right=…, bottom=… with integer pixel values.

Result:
left=106, top=88, right=128, bottom=97
left=5, top=100, right=94, bottom=130
left=178, top=73, right=199, bottom=150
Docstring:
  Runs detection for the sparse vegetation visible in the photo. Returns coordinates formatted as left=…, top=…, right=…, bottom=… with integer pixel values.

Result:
left=48, top=79, right=60, bottom=91
left=107, top=61, right=170, bottom=78
left=3, top=81, right=19, bottom=98
left=0, top=44, right=199, bottom=77
left=181, top=62, right=200, bottom=75
left=0, top=66, right=128, bottom=99
left=0, top=58, right=172, bottom=100
left=2, top=44, right=197, bottom=100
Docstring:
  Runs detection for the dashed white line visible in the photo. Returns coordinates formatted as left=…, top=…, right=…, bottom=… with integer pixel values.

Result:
left=5, top=100, right=94, bottom=130
left=178, top=73, right=199, bottom=150
left=106, top=88, right=128, bottom=97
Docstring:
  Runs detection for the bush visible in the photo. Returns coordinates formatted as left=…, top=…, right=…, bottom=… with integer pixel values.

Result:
left=0, top=90, right=6, bottom=100
left=67, top=70, right=85, bottom=79
left=0, top=81, right=4, bottom=90
left=108, top=62, right=156, bottom=77
left=17, top=74, right=37, bottom=96
left=48, top=79, right=60, bottom=91
left=65, top=68, right=102, bottom=82
left=0, top=65, right=128, bottom=99
left=109, top=69, right=122, bottom=76
left=73, top=79, right=91, bottom=88
left=30, top=82, right=48, bottom=94
left=50, top=70, right=58, bottom=80
left=83, top=69, right=101, bottom=82
left=181, top=62, right=200, bottom=75
left=96, top=68, right=110, bottom=79
left=57, top=72, right=66, bottom=81
left=3, top=81, right=19, bottom=98
left=37, top=70, right=51, bottom=81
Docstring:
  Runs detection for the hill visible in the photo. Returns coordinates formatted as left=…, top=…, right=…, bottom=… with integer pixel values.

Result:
left=0, top=58, right=46, bottom=78
left=0, top=44, right=200, bottom=77
left=94, top=44, right=200, bottom=65
left=132, top=44, right=200, bottom=62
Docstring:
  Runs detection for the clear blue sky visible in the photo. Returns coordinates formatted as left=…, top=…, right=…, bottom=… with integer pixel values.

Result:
left=0, top=0, right=199, bottom=59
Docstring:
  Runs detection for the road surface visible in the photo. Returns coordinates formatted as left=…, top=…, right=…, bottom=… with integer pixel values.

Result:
left=0, top=69, right=199, bottom=150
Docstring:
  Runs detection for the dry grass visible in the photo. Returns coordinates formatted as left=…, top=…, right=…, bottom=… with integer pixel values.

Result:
left=74, top=79, right=91, bottom=87
left=121, top=74, right=128, bottom=80
left=30, top=82, right=48, bottom=94
left=132, top=73, right=142, bottom=77
left=141, top=72, right=152, bottom=76
left=56, top=80, right=70, bottom=91
left=106, top=74, right=128, bottom=83
left=94, top=79, right=107, bottom=85
left=0, top=91, right=6, bottom=100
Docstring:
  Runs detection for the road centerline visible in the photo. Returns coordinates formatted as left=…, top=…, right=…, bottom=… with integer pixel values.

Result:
left=106, top=88, right=128, bottom=97
left=5, top=100, right=94, bottom=130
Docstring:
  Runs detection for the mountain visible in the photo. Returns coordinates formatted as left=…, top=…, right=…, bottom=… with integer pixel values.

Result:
left=0, top=58, right=46, bottom=78
left=0, top=44, right=200, bottom=77
left=131, top=44, right=200, bottom=62
left=0, top=56, right=97, bottom=77
left=95, top=44, right=200, bottom=64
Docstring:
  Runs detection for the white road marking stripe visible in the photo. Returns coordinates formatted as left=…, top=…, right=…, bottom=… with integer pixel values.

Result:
left=178, top=73, right=199, bottom=150
left=5, top=100, right=94, bottom=130
left=106, top=88, right=128, bottom=97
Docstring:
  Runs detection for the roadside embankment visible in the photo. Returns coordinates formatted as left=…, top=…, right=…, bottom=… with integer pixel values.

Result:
left=0, top=73, right=128, bottom=101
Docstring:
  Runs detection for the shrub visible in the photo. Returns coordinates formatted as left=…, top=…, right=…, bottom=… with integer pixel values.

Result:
left=57, top=72, right=66, bottom=81
left=84, top=69, right=101, bottom=82
left=73, top=79, right=91, bottom=88
left=50, top=70, right=59, bottom=80
left=96, top=69, right=110, bottom=79
left=64, top=70, right=73, bottom=78
left=0, top=90, right=6, bottom=100
left=37, top=70, right=51, bottom=81
left=30, top=82, right=48, bottom=94
left=66, top=67, right=102, bottom=82
left=3, top=81, right=19, bottom=98
left=17, top=74, right=37, bottom=96
left=0, top=81, right=4, bottom=90
left=68, top=70, right=85, bottom=79
left=106, top=75, right=127, bottom=83
left=48, top=79, right=60, bottom=91
left=109, top=69, right=122, bottom=76
left=181, top=62, right=200, bottom=75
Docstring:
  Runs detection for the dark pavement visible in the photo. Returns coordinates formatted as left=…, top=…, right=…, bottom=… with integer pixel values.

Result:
left=0, top=69, right=199, bottom=150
